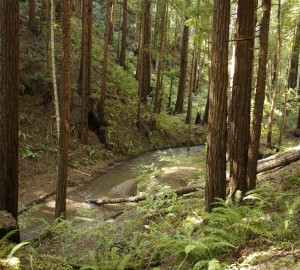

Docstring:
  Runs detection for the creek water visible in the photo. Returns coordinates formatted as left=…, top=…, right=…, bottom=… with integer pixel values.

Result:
left=20, top=146, right=203, bottom=241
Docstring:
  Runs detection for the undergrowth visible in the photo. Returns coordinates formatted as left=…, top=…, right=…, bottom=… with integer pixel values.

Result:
left=29, top=181, right=300, bottom=269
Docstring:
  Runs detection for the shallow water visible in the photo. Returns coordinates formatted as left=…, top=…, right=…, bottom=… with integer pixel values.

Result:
left=20, top=146, right=203, bottom=241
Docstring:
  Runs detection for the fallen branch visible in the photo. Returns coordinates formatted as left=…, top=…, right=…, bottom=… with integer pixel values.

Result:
left=86, top=184, right=204, bottom=205
left=257, top=146, right=300, bottom=173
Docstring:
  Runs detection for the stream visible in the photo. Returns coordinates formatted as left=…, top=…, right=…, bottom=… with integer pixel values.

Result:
left=20, top=146, right=203, bottom=241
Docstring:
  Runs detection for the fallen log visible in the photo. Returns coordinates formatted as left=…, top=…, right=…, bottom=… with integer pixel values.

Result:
left=257, top=145, right=300, bottom=173
left=85, top=184, right=204, bottom=205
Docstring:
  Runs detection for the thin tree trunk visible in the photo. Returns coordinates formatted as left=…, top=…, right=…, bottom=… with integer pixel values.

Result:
left=205, top=0, right=230, bottom=212
left=140, top=0, right=151, bottom=103
left=80, top=0, right=89, bottom=143
left=50, top=0, right=60, bottom=137
left=174, top=24, right=189, bottom=114
left=119, top=0, right=128, bottom=68
left=267, top=0, right=281, bottom=148
left=97, top=0, right=111, bottom=125
left=228, top=0, right=257, bottom=199
left=29, top=0, right=38, bottom=34
left=288, top=20, right=300, bottom=89
left=0, top=0, right=20, bottom=241
left=137, top=0, right=145, bottom=124
left=278, top=65, right=289, bottom=146
left=187, top=44, right=196, bottom=152
left=246, top=0, right=271, bottom=190
left=55, top=0, right=72, bottom=219
left=153, top=0, right=167, bottom=114
left=109, top=0, right=116, bottom=43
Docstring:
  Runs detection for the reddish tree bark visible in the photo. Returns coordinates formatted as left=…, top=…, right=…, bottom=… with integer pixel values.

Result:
left=247, top=0, right=271, bottom=190
left=205, top=0, right=230, bottom=212
left=228, top=0, right=257, bottom=199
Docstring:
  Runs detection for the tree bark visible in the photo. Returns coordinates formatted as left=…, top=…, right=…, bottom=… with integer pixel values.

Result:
left=267, top=0, right=281, bottom=148
left=140, top=0, right=151, bottom=103
left=86, top=184, right=204, bottom=205
left=228, top=0, right=257, bottom=199
left=288, top=20, right=300, bottom=89
left=205, top=0, right=230, bottom=212
left=153, top=0, right=168, bottom=114
left=174, top=24, right=189, bottom=114
left=55, top=0, right=72, bottom=219
left=246, top=0, right=271, bottom=190
left=29, top=0, right=38, bottom=34
left=0, top=0, right=20, bottom=241
left=80, top=0, right=89, bottom=143
left=257, top=146, right=300, bottom=173
left=119, top=0, right=128, bottom=68
left=97, top=0, right=111, bottom=126
left=50, top=0, right=60, bottom=137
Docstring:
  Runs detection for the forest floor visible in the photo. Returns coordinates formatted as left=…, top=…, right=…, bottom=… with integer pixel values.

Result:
left=17, top=92, right=300, bottom=270
left=18, top=93, right=205, bottom=211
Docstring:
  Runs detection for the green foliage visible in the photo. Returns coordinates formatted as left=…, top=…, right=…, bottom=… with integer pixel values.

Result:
left=0, top=231, right=29, bottom=270
left=21, top=146, right=42, bottom=159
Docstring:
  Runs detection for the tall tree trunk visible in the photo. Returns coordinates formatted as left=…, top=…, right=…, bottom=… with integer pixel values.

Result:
left=187, top=41, right=196, bottom=152
left=153, top=0, right=167, bottom=114
left=137, top=0, right=145, bottom=123
left=55, top=0, right=72, bottom=219
left=80, top=0, right=89, bottom=143
left=97, top=0, right=111, bottom=125
left=174, top=24, right=189, bottom=114
left=297, top=73, right=300, bottom=129
left=140, top=0, right=151, bottom=103
left=228, top=0, right=257, bottom=199
left=288, top=20, right=300, bottom=89
left=50, top=0, right=60, bottom=137
left=119, top=0, right=128, bottom=68
left=109, top=0, right=116, bottom=44
left=267, top=0, right=281, bottom=148
left=246, top=0, right=271, bottom=190
left=29, top=0, right=38, bottom=34
left=0, top=0, right=20, bottom=241
left=278, top=64, right=289, bottom=145
left=205, top=0, right=230, bottom=212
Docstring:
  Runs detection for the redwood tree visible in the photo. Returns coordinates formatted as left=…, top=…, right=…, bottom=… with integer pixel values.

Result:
left=119, top=0, right=128, bottom=68
left=97, top=0, right=111, bottom=125
left=205, top=0, right=230, bottom=212
left=246, top=0, right=271, bottom=190
left=139, top=0, right=151, bottom=103
left=174, top=24, right=189, bottom=114
left=29, top=0, right=38, bottom=34
left=228, top=0, right=257, bottom=199
left=0, top=0, right=20, bottom=240
left=55, top=0, right=72, bottom=219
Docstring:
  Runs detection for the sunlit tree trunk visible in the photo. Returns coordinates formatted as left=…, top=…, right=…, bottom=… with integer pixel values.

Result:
left=50, top=0, right=60, bottom=137
left=267, top=0, right=281, bottom=148
left=55, top=0, right=72, bottom=219
left=0, top=0, right=20, bottom=241
left=288, top=20, right=300, bottom=89
left=119, top=0, right=128, bottom=68
left=246, top=0, right=271, bottom=190
left=174, top=24, right=189, bottom=114
left=278, top=64, right=290, bottom=146
left=205, top=0, right=230, bottom=212
left=228, top=0, right=257, bottom=199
